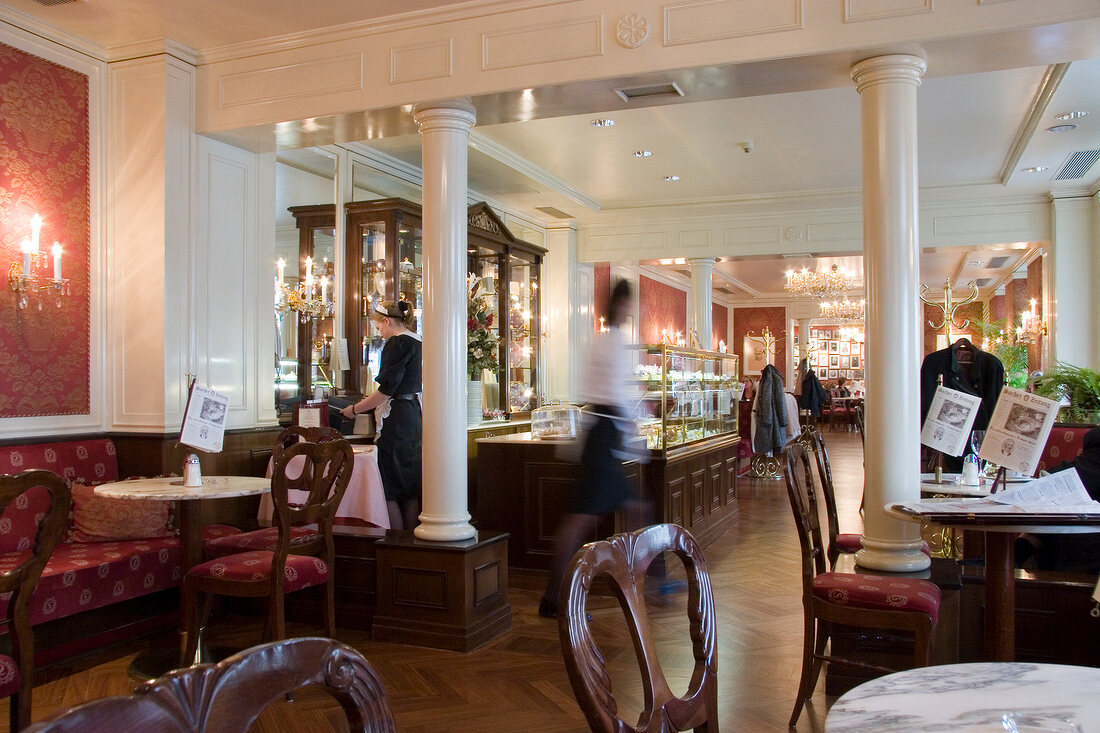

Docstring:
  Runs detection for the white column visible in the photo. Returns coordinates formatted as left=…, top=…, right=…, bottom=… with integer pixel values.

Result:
left=851, top=54, right=929, bottom=572
left=689, top=258, right=713, bottom=350
left=413, top=100, right=477, bottom=542
left=1049, top=195, right=1100, bottom=369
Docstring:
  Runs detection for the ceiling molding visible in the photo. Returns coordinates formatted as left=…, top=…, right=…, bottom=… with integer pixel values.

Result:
left=468, top=132, right=603, bottom=212
left=712, top=267, right=761, bottom=299
left=997, top=63, right=1070, bottom=185
left=0, top=4, right=107, bottom=61
left=105, top=37, right=200, bottom=65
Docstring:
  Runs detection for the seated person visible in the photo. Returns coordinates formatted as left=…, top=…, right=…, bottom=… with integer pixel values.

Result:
left=1016, top=426, right=1100, bottom=574
left=832, top=376, right=852, bottom=398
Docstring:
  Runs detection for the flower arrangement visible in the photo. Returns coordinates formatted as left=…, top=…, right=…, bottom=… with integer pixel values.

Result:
left=467, top=274, right=499, bottom=380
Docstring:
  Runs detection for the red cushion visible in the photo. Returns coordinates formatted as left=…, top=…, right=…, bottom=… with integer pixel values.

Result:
left=187, top=550, right=328, bottom=592
left=0, top=654, right=19, bottom=698
left=0, top=524, right=240, bottom=626
left=1035, top=426, right=1088, bottom=475
left=836, top=533, right=862, bottom=553
left=813, top=572, right=941, bottom=623
left=204, top=526, right=318, bottom=559
left=0, top=440, right=119, bottom=486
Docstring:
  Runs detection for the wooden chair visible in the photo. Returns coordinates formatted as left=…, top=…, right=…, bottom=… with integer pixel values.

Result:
left=204, top=426, right=346, bottom=559
left=0, top=470, right=71, bottom=731
left=182, top=438, right=354, bottom=666
left=803, top=430, right=862, bottom=567
left=23, top=637, right=396, bottom=733
left=557, top=523, right=718, bottom=732
left=784, top=443, right=940, bottom=727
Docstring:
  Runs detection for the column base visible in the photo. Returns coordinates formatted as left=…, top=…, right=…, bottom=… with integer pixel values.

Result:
left=855, top=535, right=931, bottom=572
left=372, top=530, right=511, bottom=652
left=414, top=512, right=477, bottom=541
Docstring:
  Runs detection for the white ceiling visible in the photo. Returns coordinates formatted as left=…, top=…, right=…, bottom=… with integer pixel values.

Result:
left=7, top=0, right=1099, bottom=304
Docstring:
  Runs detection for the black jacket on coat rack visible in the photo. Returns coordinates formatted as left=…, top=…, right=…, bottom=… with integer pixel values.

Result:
left=920, top=338, right=1005, bottom=469
left=753, top=363, right=788, bottom=454
left=799, top=370, right=829, bottom=417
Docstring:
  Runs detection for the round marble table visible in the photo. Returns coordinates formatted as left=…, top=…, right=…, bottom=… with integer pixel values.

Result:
left=95, top=476, right=270, bottom=573
left=827, top=662, right=1100, bottom=731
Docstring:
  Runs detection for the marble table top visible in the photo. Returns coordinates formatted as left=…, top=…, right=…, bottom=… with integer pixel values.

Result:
left=95, top=475, right=270, bottom=501
left=827, top=662, right=1100, bottom=732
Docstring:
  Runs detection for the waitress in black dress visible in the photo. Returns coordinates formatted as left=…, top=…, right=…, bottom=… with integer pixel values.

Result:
left=341, top=301, right=422, bottom=530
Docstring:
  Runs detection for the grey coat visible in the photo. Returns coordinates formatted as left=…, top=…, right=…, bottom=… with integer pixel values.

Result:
left=753, top=364, right=788, bottom=454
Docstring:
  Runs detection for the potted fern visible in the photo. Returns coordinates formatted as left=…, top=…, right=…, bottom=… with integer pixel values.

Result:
left=1028, top=362, right=1100, bottom=424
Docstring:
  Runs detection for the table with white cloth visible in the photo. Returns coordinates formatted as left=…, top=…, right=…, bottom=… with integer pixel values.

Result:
left=261, top=444, right=389, bottom=529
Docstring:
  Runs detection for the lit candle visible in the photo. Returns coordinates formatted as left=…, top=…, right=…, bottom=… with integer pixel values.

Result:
left=51, top=242, right=62, bottom=279
left=30, top=213, right=42, bottom=253
left=1030, top=298, right=1038, bottom=318
left=320, top=275, right=328, bottom=304
left=20, top=238, right=31, bottom=276
left=304, top=257, right=313, bottom=300
left=786, top=270, right=794, bottom=285
left=277, top=257, right=285, bottom=282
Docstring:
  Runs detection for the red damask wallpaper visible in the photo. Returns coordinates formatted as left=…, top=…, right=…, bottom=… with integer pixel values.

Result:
left=638, top=276, right=686, bottom=345
left=733, top=307, right=786, bottom=377
left=593, top=262, right=610, bottom=331
left=0, top=42, right=90, bottom=417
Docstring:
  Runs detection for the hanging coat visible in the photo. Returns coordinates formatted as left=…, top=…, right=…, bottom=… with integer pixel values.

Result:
left=753, top=364, right=788, bottom=454
left=800, top=370, right=829, bottom=417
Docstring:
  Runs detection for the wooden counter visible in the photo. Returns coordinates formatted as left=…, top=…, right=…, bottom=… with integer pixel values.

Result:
left=475, top=432, right=739, bottom=570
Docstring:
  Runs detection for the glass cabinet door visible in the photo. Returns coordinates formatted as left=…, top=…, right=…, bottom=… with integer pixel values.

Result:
left=504, top=257, right=538, bottom=412
left=285, top=204, right=338, bottom=405
left=396, top=221, right=423, bottom=336
left=357, top=218, right=388, bottom=390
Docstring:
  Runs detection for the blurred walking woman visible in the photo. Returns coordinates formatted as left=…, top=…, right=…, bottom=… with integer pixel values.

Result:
left=341, top=301, right=422, bottom=529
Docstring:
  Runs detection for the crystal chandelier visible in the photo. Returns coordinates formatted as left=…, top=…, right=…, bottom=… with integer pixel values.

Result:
left=784, top=264, right=851, bottom=298
left=7, top=213, right=70, bottom=310
left=1016, top=298, right=1046, bottom=344
left=275, top=256, right=334, bottom=323
left=819, top=298, right=865, bottom=322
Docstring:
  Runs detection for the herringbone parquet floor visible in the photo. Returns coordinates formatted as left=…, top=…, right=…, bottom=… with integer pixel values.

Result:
left=5, top=430, right=867, bottom=732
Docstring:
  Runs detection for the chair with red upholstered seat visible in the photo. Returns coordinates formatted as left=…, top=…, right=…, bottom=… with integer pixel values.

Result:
left=557, top=523, right=717, bottom=732
left=24, top=637, right=395, bottom=733
left=181, top=437, right=354, bottom=666
left=0, top=470, right=71, bottom=731
left=803, top=429, right=863, bottom=566
left=203, top=426, right=345, bottom=560
left=784, top=443, right=940, bottom=728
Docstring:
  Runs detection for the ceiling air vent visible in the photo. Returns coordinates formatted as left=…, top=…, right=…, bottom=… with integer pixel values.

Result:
left=535, top=206, right=575, bottom=219
left=1054, top=149, right=1100, bottom=181
left=976, top=278, right=992, bottom=288
left=32, top=0, right=77, bottom=5
left=985, top=255, right=1010, bottom=269
left=614, top=82, right=684, bottom=103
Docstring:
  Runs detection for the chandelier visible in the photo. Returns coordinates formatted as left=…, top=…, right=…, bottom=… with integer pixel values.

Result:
left=784, top=264, right=851, bottom=298
left=819, top=298, right=865, bottom=322
left=275, top=256, right=334, bottom=323
left=7, top=213, right=70, bottom=310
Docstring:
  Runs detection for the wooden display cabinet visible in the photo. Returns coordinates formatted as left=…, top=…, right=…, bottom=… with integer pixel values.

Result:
left=284, top=205, right=338, bottom=404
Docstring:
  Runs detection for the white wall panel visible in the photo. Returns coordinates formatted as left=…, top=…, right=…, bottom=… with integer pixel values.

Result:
left=664, top=0, right=802, bottom=45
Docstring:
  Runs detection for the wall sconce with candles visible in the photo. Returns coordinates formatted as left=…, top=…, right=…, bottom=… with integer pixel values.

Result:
left=274, top=256, right=334, bottom=323
left=7, top=213, right=70, bottom=310
left=1016, top=298, right=1047, bottom=344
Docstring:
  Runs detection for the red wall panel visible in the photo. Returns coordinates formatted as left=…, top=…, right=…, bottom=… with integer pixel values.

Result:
left=733, top=307, right=786, bottom=378
left=0, top=42, right=90, bottom=417
left=712, top=303, right=728, bottom=352
left=638, top=276, right=687, bottom=345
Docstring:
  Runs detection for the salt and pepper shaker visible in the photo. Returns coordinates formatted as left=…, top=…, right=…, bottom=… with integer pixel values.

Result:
left=183, top=453, right=202, bottom=487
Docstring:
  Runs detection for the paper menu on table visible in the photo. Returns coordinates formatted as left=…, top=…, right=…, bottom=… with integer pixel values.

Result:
left=920, top=385, right=982, bottom=456
left=179, top=383, right=229, bottom=453
left=897, top=469, right=1100, bottom=515
left=977, top=387, right=1059, bottom=476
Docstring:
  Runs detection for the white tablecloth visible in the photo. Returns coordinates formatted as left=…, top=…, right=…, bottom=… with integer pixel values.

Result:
left=261, top=446, right=389, bottom=528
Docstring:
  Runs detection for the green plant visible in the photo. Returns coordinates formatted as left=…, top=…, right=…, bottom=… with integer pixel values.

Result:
left=1028, top=362, right=1100, bottom=423
left=466, top=275, right=499, bottom=380
left=969, top=318, right=1028, bottom=388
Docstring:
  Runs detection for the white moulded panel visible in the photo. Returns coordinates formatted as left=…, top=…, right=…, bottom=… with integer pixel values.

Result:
left=481, top=15, right=603, bottom=70
left=391, top=39, right=453, bottom=84
left=845, top=0, right=933, bottom=23
left=664, top=0, right=802, bottom=46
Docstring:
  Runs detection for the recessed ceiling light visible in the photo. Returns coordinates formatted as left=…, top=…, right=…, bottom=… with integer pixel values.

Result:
left=590, top=118, right=615, bottom=127
left=1047, top=124, right=1078, bottom=133
left=663, top=175, right=680, bottom=182
left=1022, top=165, right=1048, bottom=174
left=1054, top=111, right=1088, bottom=121
left=633, top=150, right=653, bottom=158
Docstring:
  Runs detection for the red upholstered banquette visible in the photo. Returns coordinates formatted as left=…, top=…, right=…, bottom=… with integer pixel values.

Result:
left=0, top=440, right=238, bottom=628
left=1035, top=425, right=1091, bottom=475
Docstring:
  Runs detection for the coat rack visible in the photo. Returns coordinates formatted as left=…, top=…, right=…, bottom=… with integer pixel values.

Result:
left=745, top=326, right=781, bottom=366
left=919, top=277, right=978, bottom=343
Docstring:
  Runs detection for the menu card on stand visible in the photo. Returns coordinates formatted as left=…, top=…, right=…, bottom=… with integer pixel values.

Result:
left=180, top=383, right=229, bottom=453
left=977, top=387, right=1060, bottom=477
left=921, top=385, right=982, bottom=456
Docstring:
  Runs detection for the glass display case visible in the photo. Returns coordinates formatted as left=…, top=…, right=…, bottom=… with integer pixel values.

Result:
left=631, top=345, right=740, bottom=452
left=531, top=403, right=581, bottom=440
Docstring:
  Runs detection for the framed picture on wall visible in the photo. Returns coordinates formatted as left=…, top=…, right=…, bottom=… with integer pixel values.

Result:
left=811, top=329, right=819, bottom=339
left=828, top=369, right=838, bottom=379
left=852, top=342, right=861, bottom=355
left=841, top=356, right=850, bottom=369
left=829, top=341, right=839, bottom=353
left=818, top=367, right=828, bottom=378
left=851, top=356, right=860, bottom=369
left=840, top=342, right=850, bottom=355
left=829, top=355, right=839, bottom=368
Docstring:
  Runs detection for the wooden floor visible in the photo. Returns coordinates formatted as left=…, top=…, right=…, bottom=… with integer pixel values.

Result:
left=5, top=429, right=866, bottom=733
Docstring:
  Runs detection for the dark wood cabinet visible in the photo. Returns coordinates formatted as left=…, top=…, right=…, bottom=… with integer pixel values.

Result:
left=476, top=433, right=739, bottom=570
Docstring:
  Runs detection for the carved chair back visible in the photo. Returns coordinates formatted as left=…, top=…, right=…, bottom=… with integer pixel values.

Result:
left=24, top=637, right=397, bottom=733
left=558, top=523, right=718, bottom=732
left=0, top=470, right=72, bottom=732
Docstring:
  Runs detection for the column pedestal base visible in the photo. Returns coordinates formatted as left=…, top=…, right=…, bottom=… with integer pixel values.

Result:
left=372, top=530, right=511, bottom=652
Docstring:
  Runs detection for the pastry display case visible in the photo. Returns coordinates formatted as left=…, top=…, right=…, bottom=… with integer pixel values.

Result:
left=531, top=403, right=581, bottom=440
left=632, top=344, right=740, bottom=453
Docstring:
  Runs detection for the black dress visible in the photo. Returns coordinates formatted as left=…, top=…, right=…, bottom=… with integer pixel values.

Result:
left=374, top=333, right=422, bottom=503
